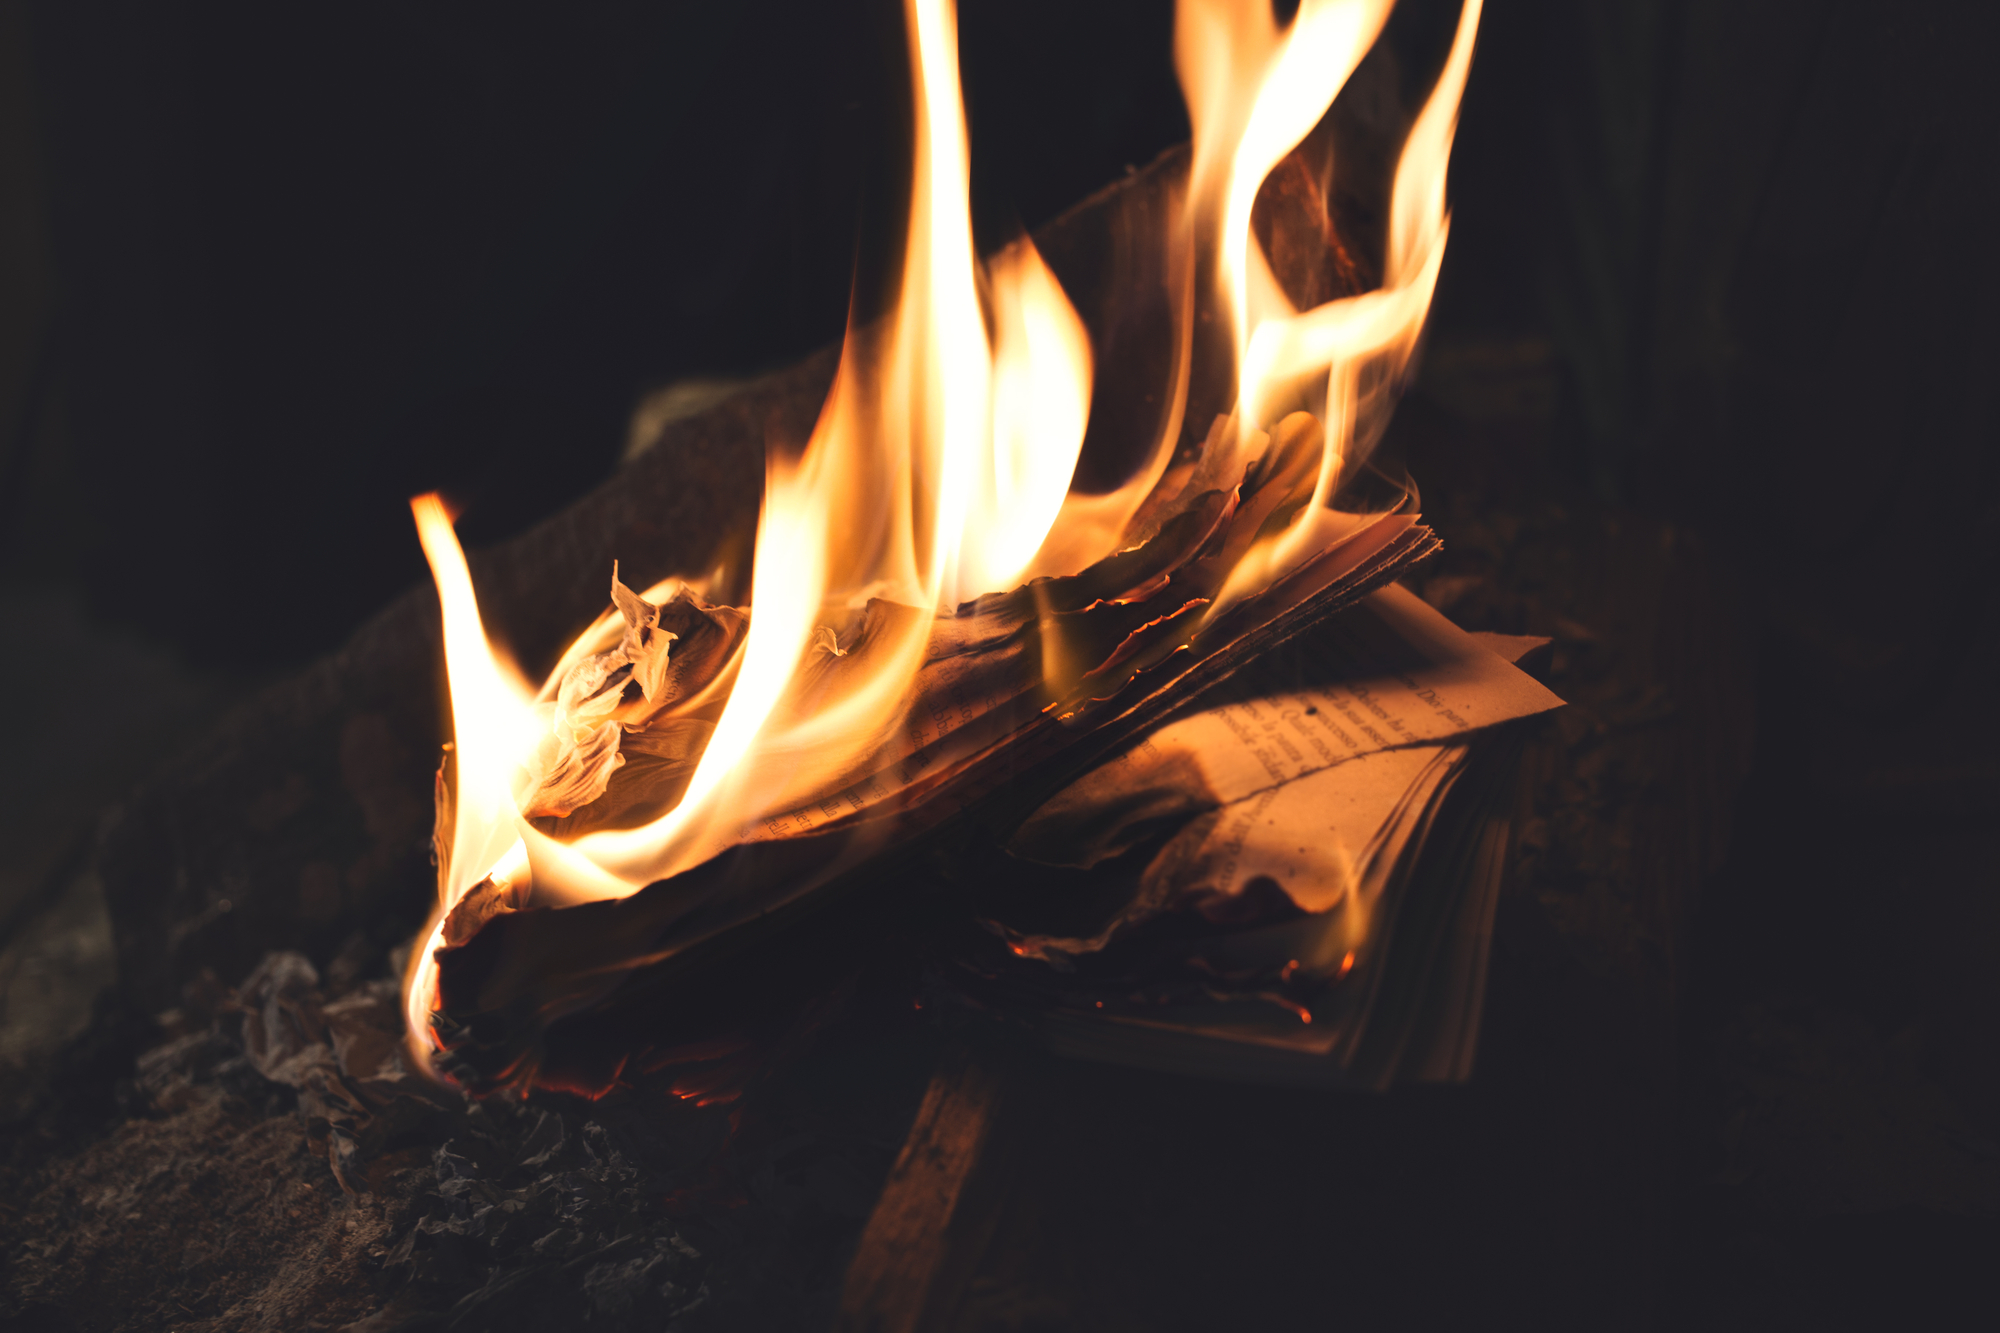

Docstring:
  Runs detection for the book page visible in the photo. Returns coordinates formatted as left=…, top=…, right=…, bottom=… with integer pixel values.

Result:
left=1012, top=584, right=1562, bottom=868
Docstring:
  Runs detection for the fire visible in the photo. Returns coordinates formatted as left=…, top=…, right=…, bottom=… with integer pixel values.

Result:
left=560, top=0, right=1093, bottom=892
left=403, top=0, right=1481, bottom=1078
left=1181, top=0, right=1395, bottom=366
left=1222, top=0, right=1483, bottom=609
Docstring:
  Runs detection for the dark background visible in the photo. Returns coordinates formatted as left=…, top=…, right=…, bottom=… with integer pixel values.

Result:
left=3, top=0, right=1995, bottom=1323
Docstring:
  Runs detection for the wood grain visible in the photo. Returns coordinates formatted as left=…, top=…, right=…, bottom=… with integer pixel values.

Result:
left=838, top=1043, right=1003, bottom=1333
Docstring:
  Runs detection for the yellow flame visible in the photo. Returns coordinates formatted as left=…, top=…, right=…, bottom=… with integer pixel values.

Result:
left=1242, top=0, right=1480, bottom=434
left=961, top=239, right=1094, bottom=601
left=409, top=495, right=536, bottom=906
left=403, top=496, right=535, bottom=1073
left=403, top=500, right=641, bottom=1072
left=1180, top=0, right=1395, bottom=365
left=561, top=0, right=1093, bottom=889
left=1220, top=0, right=1483, bottom=612
left=1019, top=0, right=1400, bottom=575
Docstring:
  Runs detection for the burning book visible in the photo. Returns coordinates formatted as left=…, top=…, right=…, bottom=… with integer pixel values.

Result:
left=950, top=583, right=1559, bottom=1087
left=398, top=0, right=1528, bottom=1099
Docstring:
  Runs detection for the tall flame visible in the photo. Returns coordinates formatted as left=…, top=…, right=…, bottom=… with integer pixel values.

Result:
left=404, top=496, right=528, bottom=1074
left=1016, top=0, right=1475, bottom=578
left=560, top=0, right=1093, bottom=890
left=1241, top=0, right=1480, bottom=439
left=409, top=496, right=533, bottom=907
left=1180, top=0, right=1396, bottom=367
left=1217, top=0, right=1482, bottom=610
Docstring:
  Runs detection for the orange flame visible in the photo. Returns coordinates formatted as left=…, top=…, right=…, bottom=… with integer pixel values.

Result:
left=1219, top=0, right=1482, bottom=613
left=559, top=0, right=1094, bottom=891
left=404, top=496, right=526, bottom=1074
left=1019, top=0, right=1477, bottom=579
left=1180, top=0, right=1396, bottom=366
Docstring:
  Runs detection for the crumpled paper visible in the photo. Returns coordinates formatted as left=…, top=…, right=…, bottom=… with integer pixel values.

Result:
left=225, top=952, right=456, bottom=1195
left=519, top=569, right=680, bottom=819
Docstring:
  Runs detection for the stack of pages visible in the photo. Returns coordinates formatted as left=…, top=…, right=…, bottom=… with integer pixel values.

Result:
left=946, top=584, right=1564, bottom=1088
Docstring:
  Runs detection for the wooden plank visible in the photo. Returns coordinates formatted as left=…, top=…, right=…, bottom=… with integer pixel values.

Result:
left=837, top=1043, right=1003, bottom=1333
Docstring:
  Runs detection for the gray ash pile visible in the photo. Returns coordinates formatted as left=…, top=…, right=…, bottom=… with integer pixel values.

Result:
left=4, top=946, right=936, bottom=1333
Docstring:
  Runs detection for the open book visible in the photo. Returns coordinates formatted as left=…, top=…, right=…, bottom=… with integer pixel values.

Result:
left=938, top=585, right=1563, bottom=1088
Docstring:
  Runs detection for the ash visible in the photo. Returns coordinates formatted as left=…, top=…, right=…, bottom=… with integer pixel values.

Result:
left=395, top=1105, right=715, bottom=1331
left=3, top=946, right=927, bottom=1333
